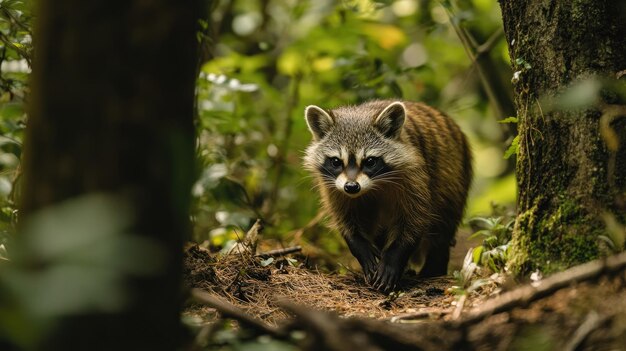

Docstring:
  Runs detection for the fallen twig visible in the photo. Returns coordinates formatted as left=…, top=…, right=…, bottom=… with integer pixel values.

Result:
left=458, top=251, right=626, bottom=326
left=190, top=288, right=284, bottom=337
left=388, top=309, right=449, bottom=323
left=224, top=219, right=263, bottom=256
left=255, top=246, right=302, bottom=258
left=451, top=294, right=467, bottom=320
left=243, top=219, right=263, bottom=253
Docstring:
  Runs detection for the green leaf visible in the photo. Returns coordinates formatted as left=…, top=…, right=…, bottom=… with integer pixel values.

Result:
left=503, top=135, right=519, bottom=159
left=483, top=235, right=498, bottom=249
left=515, top=58, right=531, bottom=69
left=467, top=278, right=489, bottom=293
left=286, top=257, right=298, bottom=267
left=468, top=216, right=495, bottom=229
left=0, top=103, right=26, bottom=121
left=469, top=229, right=492, bottom=240
left=498, top=116, right=518, bottom=124
left=472, top=246, right=483, bottom=264
left=259, top=257, right=274, bottom=267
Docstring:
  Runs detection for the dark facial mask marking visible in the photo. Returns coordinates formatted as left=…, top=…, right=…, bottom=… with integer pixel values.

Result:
left=361, top=156, right=392, bottom=178
left=320, top=156, right=343, bottom=178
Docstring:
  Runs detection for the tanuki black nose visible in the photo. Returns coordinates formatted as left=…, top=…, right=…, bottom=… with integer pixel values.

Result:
left=344, top=181, right=361, bottom=194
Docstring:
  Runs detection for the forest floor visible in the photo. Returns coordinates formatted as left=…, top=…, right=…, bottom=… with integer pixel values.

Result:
left=182, top=224, right=626, bottom=350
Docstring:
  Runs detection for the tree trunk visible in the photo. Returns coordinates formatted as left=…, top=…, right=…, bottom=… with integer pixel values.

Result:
left=499, top=0, right=626, bottom=274
left=20, top=0, right=201, bottom=349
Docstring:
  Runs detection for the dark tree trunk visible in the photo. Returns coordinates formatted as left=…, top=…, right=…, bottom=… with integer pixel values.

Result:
left=498, top=0, right=626, bottom=274
left=21, top=0, right=201, bottom=349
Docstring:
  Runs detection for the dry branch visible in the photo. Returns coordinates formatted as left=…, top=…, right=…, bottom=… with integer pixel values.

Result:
left=278, top=300, right=461, bottom=351
left=190, top=288, right=284, bottom=337
left=387, top=309, right=449, bottom=323
left=243, top=219, right=263, bottom=253
left=224, top=219, right=263, bottom=255
left=255, top=246, right=302, bottom=258
left=459, top=251, right=626, bottom=326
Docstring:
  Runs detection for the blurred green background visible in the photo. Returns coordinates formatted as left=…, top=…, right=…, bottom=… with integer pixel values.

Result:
left=1, top=0, right=516, bottom=267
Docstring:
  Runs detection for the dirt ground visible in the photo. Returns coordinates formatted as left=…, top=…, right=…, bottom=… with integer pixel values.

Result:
left=182, top=241, right=626, bottom=350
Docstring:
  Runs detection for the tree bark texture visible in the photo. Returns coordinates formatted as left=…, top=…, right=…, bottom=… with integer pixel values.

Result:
left=499, top=0, right=626, bottom=274
left=21, top=0, right=201, bottom=349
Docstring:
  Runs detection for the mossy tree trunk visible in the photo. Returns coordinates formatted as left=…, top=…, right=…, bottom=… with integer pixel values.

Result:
left=499, top=0, right=626, bottom=274
left=21, top=0, right=201, bottom=349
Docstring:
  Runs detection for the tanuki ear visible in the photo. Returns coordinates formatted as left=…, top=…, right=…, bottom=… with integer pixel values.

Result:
left=305, top=105, right=335, bottom=141
left=374, top=101, right=405, bottom=139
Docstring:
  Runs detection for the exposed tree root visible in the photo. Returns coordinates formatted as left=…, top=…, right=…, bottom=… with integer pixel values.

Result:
left=190, top=288, right=285, bottom=338
left=278, top=300, right=460, bottom=351
left=457, top=251, right=626, bottom=326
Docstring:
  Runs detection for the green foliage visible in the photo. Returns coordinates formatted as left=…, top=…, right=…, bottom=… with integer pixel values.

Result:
left=468, top=212, right=514, bottom=273
left=449, top=204, right=514, bottom=297
left=449, top=249, right=491, bottom=296
left=192, top=0, right=515, bottom=254
left=0, top=0, right=32, bottom=261
left=498, top=117, right=518, bottom=159
left=498, top=116, right=518, bottom=124
left=514, top=57, right=531, bottom=70
left=503, top=134, right=519, bottom=159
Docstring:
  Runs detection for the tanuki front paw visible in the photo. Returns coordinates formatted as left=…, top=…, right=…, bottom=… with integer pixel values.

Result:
left=371, top=261, right=402, bottom=292
left=360, top=253, right=378, bottom=284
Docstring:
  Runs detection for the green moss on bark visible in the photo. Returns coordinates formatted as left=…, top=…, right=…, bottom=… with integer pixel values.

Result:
left=509, top=196, right=600, bottom=275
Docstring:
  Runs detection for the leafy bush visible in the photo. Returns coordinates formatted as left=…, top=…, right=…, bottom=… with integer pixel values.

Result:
left=0, top=0, right=32, bottom=257
left=468, top=212, right=514, bottom=273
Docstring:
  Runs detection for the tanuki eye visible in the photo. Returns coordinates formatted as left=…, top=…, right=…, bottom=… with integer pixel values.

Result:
left=330, top=157, right=343, bottom=168
left=364, top=157, right=378, bottom=168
